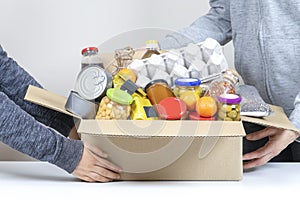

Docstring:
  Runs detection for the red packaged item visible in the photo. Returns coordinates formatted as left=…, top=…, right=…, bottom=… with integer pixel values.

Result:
left=156, top=97, right=187, bottom=120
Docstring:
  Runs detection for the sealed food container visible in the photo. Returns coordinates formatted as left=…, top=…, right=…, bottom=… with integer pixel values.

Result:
left=208, top=69, right=240, bottom=100
left=156, top=97, right=187, bottom=120
left=130, top=93, right=157, bottom=120
left=145, top=79, right=174, bottom=105
left=65, top=91, right=99, bottom=119
left=217, top=94, right=242, bottom=121
left=173, top=78, right=202, bottom=97
left=142, top=40, right=161, bottom=59
left=75, top=66, right=112, bottom=102
left=96, top=88, right=133, bottom=120
left=81, top=47, right=104, bottom=69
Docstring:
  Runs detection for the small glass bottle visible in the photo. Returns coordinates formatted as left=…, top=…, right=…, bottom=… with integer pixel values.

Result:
left=144, top=79, right=174, bottom=105
left=81, top=47, right=104, bottom=69
left=208, top=69, right=240, bottom=100
left=142, top=40, right=161, bottom=59
left=217, top=93, right=242, bottom=121
left=96, top=88, right=133, bottom=120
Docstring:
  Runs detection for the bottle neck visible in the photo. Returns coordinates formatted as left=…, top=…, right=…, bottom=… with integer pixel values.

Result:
left=83, top=50, right=98, bottom=56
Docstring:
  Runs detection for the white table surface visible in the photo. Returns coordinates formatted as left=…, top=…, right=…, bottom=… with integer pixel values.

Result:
left=0, top=161, right=299, bottom=200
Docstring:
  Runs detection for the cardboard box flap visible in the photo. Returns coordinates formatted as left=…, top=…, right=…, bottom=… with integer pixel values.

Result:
left=241, top=105, right=298, bottom=132
left=78, top=120, right=245, bottom=137
left=24, top=85, right=79, bottom=119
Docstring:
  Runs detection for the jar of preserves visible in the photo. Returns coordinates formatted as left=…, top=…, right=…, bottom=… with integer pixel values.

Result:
left=173, top=78, right=202, bottom=97
left=217, top=94, right=242, bottom=121
left=96, top=88, right=133, bottom=120
left=144, top=79, right=174, bottom=105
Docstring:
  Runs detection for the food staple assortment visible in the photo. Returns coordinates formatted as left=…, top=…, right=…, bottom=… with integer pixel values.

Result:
left=64, top=38, right=270, bottom=121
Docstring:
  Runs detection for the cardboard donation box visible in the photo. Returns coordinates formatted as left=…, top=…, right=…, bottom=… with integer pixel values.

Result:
left=25, top=85, right=298, bottom=181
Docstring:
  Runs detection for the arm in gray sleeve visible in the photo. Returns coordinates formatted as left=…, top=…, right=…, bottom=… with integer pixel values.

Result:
left=160, top=0, right=232, bottom=49
left=289, top=92, right=300, bottom=141
left=0, top=91, right=83, bottom=173
left=0, top=45, right=75, bottom=137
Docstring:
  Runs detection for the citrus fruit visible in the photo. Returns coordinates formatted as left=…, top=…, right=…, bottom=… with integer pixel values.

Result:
left=196, top=96, right=217, bottom=117
left=179, top=91, right=199, bottom=111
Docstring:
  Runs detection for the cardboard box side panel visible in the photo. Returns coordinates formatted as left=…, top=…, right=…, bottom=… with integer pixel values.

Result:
left=78, top=120, right=246, bottom=137
left=80, top=134, right=243, bottom=180
left=241, top=105, right=298, bottom=132
left=25, top=85, right=79, bottom=119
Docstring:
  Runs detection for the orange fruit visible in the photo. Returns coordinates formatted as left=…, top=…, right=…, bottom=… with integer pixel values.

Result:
left=196, top=96, right=217, bottom=117
left=180, top=91, right=199, bottom=111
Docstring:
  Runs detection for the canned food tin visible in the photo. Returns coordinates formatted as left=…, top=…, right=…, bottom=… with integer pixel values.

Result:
left=65, top=91, right=99, bottom=119
left=75, top=66, right=112, bottom=101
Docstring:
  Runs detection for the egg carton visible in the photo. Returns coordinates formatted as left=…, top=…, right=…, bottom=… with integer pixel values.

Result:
left=128, top=37, right=229, bottom=88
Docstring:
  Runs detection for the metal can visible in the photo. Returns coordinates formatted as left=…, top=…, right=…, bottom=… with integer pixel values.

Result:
left=75, top=66, right=112, bottom=102
left=217, top=94, right=242, bottom=121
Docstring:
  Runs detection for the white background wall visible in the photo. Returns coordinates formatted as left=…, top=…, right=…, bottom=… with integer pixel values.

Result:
left=0, top=0, right=234, bottom=160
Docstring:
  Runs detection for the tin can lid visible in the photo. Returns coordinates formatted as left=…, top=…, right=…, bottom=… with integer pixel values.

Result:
left=175, top=77, right=201, bottom=86
left=188, top=111, right=215, bottom=121
left=106, top=88, right=133, bottom=105
left=217, top=94, right=242, bottom=104
left=157, top=97, right=187, bottom=120
left=81, top=47, right=98, bottom=55
left=75, top=66, right=109, bottom=100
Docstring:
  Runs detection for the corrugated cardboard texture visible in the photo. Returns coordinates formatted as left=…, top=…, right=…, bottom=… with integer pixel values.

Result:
left=81, top=134, right=243, bottom=180
left=25, top=85, right=298, bottom=180
left=241, top=105, right=298, bottom=132
left=78, top=120, right=245, bottom=137
left=24, top=85, right=79, bottom=119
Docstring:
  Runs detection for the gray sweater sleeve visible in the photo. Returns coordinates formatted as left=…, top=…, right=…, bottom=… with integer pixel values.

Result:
left=0, top=92, right=83, bottom=173
left=159, top=0, right=232, bottom=49
left=0, top=45, right=83, bottom=173
left=0, top=45, right=75, bottom=137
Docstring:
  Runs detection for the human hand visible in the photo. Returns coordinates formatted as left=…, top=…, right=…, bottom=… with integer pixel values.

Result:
left=243, top=127, right=299, bottom=170
left=72, top=143, right=122, bottom=182
left=68, top=126, right=81, bottom=140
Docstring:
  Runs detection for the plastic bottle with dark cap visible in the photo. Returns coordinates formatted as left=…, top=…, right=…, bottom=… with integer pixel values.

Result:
left=81, top=47, right=104, bottom=69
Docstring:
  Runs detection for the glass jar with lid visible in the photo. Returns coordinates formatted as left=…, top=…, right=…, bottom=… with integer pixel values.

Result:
left=81, top=47, right=104, bottom=69
left=217, top=93, right=242, bottom=121
left=144, top=79, right=174, bottom=106
left=173, top=77, right=202, bottom=97
left=208, top=69, right=240, bottom=100
left=96, top=88, right=133, bottom=120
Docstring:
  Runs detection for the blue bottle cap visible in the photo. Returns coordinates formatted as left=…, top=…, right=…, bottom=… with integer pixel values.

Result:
left=174, top=78, right=201, bottom=87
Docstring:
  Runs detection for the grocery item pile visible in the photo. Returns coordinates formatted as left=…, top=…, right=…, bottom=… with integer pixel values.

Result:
left=65, top=38, right=270, bottom=121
